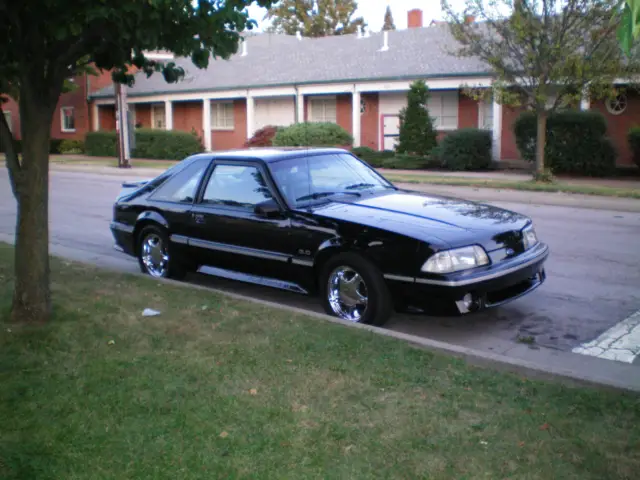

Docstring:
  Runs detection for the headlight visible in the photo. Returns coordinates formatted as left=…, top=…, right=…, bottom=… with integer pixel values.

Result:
left=522, top=225, right=538, bottom=250
left=421, top=246, right=490, bottom=274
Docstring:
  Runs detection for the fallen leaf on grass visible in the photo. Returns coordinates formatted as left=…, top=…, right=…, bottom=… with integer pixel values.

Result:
left=480, top=440, right=488, bottom=445
left=249, top=388, right=257, bottom=396
left=219, top=431, right=229, bottom=438
left=519, top=441, right=525, bottom=447
left=539, top=423, right=550, bottom=431
left=107, top=340, right=115, bottom=345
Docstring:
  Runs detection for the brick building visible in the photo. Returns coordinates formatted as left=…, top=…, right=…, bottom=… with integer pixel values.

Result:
left=3, top=9, right=639, bottom=166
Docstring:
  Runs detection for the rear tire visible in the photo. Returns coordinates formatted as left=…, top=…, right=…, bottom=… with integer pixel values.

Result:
left=137, top=225, right=186, bottom=280
left=319, top=252, right=392, bottom=326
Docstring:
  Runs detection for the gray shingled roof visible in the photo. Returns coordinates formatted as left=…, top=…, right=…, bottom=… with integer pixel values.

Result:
left=91, top=25, right=491, bottom=98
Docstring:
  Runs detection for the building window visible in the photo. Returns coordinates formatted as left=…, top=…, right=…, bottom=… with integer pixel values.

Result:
left=151, top=104, right=166, bottom=129
left=2, top=111, right=11, bottom=133
left=309, top=97, right=337, bottom=123
left=479, top=98, right=494, bottom=130
left=211, top=102, right=235, bottom=130
left=428, top=92, right=458, bottom=130
left=61, top=107, right=75, bottom=132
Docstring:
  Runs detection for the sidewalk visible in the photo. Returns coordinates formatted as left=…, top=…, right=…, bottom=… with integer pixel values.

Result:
left=47, top=162, right=640, bottom=212
left=379, top=168, right=640, bottom=190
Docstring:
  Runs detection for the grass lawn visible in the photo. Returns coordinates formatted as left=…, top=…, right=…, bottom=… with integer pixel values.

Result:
left=1, top=246, right=639, bottom=479
left=384, top=174, right=640, bottom=200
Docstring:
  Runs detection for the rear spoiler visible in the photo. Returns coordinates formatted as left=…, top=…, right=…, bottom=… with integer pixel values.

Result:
left=121, top=180, right=150, bottom=189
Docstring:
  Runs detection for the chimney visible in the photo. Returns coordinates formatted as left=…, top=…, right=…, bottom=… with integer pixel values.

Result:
left=464, top=15, right=476, bottom=24
left=379, top=31, right=389, bottom=51
left=241, top=40, right=248, bottom=56
left=296, top=31, right=302, bottom=40
left=408, top=9, right=423, bottom=28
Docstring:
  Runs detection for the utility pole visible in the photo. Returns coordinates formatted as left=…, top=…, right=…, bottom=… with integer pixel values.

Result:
left=115, top=82, right=132, bottom=168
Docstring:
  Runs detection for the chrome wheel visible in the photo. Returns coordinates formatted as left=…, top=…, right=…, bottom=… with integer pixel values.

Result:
left=141, top=233, right=169, bottom=278
left=327, top=266, right=369, bottom=322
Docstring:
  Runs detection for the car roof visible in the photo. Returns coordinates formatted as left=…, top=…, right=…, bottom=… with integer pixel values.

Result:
left=187, top=147, right=351, bottom=164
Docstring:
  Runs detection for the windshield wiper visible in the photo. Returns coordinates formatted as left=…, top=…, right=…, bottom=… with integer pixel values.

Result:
left=295, top=191, right=361, bottom=202
left=345, top=183, right=396, bottom=190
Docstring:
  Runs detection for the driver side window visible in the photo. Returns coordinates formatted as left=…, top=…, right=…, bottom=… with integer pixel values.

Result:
left=202, top=164, right=273, bottom=209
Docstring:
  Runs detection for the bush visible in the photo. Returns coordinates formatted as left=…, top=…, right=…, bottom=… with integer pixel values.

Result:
left=439, top=129, right=493, bottom=171
left=85, top=131, right=117, bottom=157
left=396, top=80, right=438, bottom=156
left=49, top=139, right=64, bottom=154
left=351, top=147, right=394, bottom=167
left=514, top=110, right=615, bottom=176
left=272, top=122, right=353, bottom=147
left=132, top=129, right=203, bottom=160
left=245, top=125, right=280, bottom=148
left=86, top=129, right=203, bottom=160
left=627, top=127, right=640, bottom=169
left=380, top=154, right=440, bottom=170
left=59, top=139, right=84, bottom=154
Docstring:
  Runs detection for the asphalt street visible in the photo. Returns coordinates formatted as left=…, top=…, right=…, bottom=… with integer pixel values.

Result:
left=1, top=168, right=639, bottom=363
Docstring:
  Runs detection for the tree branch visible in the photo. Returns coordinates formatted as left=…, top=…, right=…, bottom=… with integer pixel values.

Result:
left=0, top=109, right=22, bottom=200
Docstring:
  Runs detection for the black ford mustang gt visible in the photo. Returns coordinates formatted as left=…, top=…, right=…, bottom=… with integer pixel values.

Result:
left=111, top=147, right=549, bottom=326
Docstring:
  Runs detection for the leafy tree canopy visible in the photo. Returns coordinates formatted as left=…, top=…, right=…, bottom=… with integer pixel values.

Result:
left=265, top=0, right=366, bottom=36
left=0, top=0, right=273, bottom=324
left=441, top=0, right=638, bottom=174
left=383, top=5, right=396, bottom=31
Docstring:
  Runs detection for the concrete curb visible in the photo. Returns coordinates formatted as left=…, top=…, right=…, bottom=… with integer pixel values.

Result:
left=157, top=277, right=640, bottom=394
left=2, top=232, right=637, bottom=394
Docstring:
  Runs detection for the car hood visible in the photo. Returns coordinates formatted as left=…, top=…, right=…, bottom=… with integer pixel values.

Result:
left=309, top=190, right=531, bottom=251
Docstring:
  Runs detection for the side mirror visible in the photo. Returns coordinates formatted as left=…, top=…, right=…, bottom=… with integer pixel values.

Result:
left=254, top=198, right=282, bottom=218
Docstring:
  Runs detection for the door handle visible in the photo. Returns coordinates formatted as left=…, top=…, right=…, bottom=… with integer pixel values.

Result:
left=192, top=213, right=205, bottom=224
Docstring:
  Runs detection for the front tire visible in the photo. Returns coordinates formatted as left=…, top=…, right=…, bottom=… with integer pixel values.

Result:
left=319, top=253, right=392, bottom=326
left=137, top=225, right=185, bottom=280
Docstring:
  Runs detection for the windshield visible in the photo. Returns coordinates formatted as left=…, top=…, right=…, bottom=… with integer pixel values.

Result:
left=268, top=153, right=395, bottom=207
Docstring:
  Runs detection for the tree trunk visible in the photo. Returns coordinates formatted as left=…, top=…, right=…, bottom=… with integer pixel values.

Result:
left=10, top=87, right=56, bottom=323
left=535, top=111, right=547, bottom=175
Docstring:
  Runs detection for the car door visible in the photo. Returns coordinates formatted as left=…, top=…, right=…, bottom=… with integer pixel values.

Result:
left=188, top=160, right=293, bottom=281
left=145, top=157, right=211, bottom=261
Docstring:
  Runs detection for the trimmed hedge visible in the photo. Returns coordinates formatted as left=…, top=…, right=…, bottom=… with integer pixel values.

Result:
left=627, top=127, right=640, bottom=169
left=245, top=125, right=280, bottom=148
left=351, top=146, right=395, bottom=168
left=439, top=128, right=493, bottom=171
left=59, top=139, right=84, bottom=154
left=132, top=129, right=202, bottom=160
left=380, top=154, right=440, bottom=170
left=85, top=129, right=203, bottom=160
left=272, top=122, right=353, bottom=147
left=514, top=110, right=616, bottom=176
left=0, top=138, right=69, bottom=154
left=85, top=131, right=118, bottom=157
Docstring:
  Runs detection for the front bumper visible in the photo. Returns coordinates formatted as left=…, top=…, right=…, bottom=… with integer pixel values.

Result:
left=386, top=242, right=549, bottom=314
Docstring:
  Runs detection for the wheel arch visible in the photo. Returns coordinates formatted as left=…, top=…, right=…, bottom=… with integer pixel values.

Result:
left=133, top=211, right=170, bottom=254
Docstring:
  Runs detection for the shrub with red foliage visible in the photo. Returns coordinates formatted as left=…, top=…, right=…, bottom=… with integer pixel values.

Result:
left=244, top=125, right=279, bottom=148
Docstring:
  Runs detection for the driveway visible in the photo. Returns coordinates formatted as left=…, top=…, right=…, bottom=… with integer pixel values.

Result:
left=1, top=168, right=639, bottom=365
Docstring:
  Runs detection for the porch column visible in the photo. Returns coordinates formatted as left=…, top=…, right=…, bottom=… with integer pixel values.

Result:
left=352, top=90, right=361, bottom=147
left=92, top=103, right=100, bottom=131
left=296, top=92, right=304, bottom=123
left=492, top=98, right=503, bottom=161
left=202, top=99, right=212, bottom=151
left=165, top=100, right=173, bottom=130
left=246, top=93, right=255, bottom=139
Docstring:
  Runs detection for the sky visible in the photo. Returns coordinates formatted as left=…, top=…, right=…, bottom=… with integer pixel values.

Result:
left=246, top=0, right=469, bottom=32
